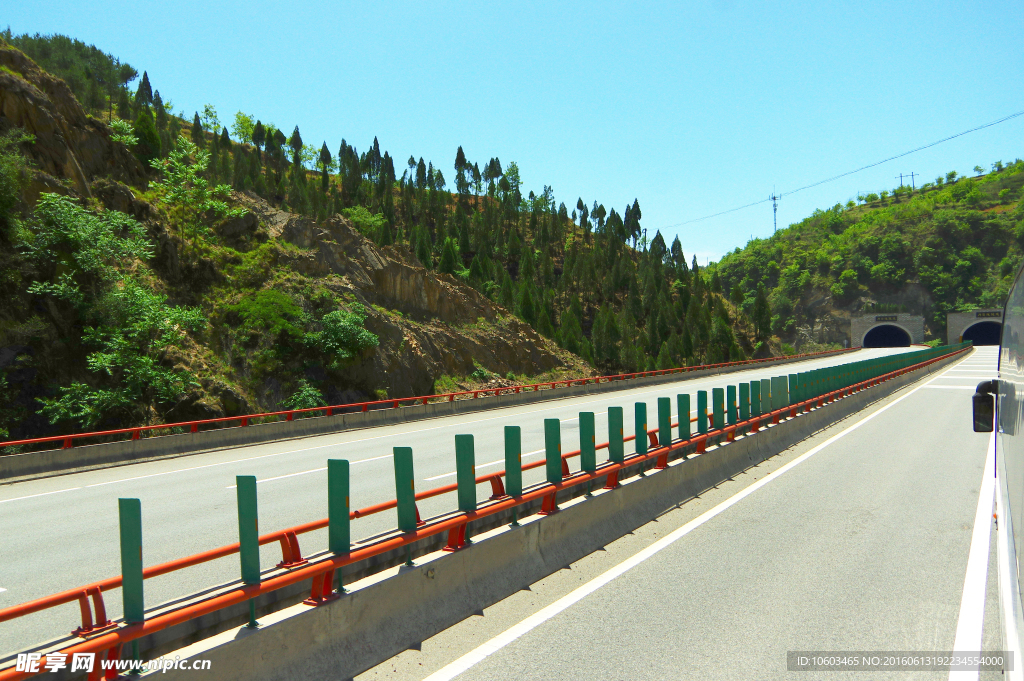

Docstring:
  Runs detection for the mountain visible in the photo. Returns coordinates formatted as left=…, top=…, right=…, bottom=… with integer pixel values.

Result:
left=0, top=33, right=766, bottom=442
left=712, top=163, right=1024, bottom=345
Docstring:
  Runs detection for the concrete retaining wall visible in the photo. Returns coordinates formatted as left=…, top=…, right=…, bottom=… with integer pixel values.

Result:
left=137, top=348, right=966, bottom=681
left=0, top=350, right=857, bottom=483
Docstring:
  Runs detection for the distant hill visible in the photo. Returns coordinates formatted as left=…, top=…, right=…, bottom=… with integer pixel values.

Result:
left=712, top=164, right=1024, bottom=346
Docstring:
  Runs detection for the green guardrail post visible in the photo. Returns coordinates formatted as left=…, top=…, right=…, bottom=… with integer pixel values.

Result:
left=761, top=379, right=772, bottom=411
left=658, top=397, right=671, bottom=448
left=580, top=412, right=596, bottom=473
left=750, top=381, right=761, bottom=416
left=505, top=426, right=522, bottom=525
left=236, top=475, right=259, bottom=628
left=678, top=394, right=691, bottom=441
left=789, top=373, right=799, bottom=404
left=580, top=411, right=596, bottom=496
left=545, top=418, right=562, bottom=484
left=118, top=498, right=144, bottom=669
left=608, top=406, right=624, bottom=463
left=505, top=426, right=522, bottom=497
left=328, top=460, right=350, bottom=555
left=712, top=387, right=724, bottom=429
left=697, top=391, right=708, bottom=433
left=739, top=383, right=750, bottom=421
left=635, top=402, right=648, bottom=455
left=727, top=385, right=737, bottom=425
left=394, top=447, right=416, bottom=565
left=455, top=434, right=476, bottom=514
left=779, top=375, right=790, bottom=406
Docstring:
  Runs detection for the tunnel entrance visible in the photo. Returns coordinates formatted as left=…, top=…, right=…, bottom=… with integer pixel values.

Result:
left=863, top=324, right=911, bottom=348
left=961, top=320, right=1002, bottom=346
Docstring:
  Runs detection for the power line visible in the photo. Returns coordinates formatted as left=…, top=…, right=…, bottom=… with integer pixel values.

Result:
left=662, top=108, right=1024, bottom=229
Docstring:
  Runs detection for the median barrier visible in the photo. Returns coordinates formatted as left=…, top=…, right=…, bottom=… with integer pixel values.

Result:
left=0, top=348, right=858, bottom=483
left=0, top=344, right=969, bottom=680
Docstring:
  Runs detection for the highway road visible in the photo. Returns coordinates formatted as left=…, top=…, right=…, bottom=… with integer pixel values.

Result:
left=355, top=347, right=1000, bottom=681
left=0, top=347, right=917, bottom=658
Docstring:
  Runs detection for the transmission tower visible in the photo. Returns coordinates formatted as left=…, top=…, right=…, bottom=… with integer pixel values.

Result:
left=769, top=191, right=780, bottom=232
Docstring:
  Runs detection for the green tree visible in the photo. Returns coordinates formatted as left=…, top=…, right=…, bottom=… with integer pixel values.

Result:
left=232, top=112, right=256, bottom=145
left=190, top=112, right=204, bottom=148
left=133, top=107, right=160, bottom=165
left=438, top=237, right=458, bottom=275
left=149, top=137, right=246, bottom=259
left=289, top=126, right=303, bottom=166
left=0, top=130, right=31, bottom=240
left=251, top=120, right=265, bottom=159
left=303, top=305, right=379, bottom=369
left=753, top=283, right=771, bottom=341
left=282, top=380, right=327, bottom=412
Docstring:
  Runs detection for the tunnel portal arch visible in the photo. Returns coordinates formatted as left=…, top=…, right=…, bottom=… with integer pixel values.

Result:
left=862, top=324, right=912, bottom=348
left=961, top=320, right=1003, bottom=346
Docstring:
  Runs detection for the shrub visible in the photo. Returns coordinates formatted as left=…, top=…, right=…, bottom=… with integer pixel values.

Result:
left=304, top=304, right=379, bottom=368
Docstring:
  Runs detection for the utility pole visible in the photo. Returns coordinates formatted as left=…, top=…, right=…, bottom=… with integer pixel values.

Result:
left=897, top=172, right=918, bottom=190
left=769, top=191, right=779, bottom=232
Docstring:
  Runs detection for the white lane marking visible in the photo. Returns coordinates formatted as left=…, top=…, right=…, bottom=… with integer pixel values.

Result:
left=0, top=487, right=81, bottom=504
left=424, top=449, right=546, bottom=481
left=224, top=452, right=396, bottom=488
left=948, top=431, right=996, bottom=681
left=921, top=385, right=977, bottom=390
left=421, top=368, right=944, bottom=681
left=0, top=587, right=6, bottom=593
left=995, top=474, right=1024, bottom=681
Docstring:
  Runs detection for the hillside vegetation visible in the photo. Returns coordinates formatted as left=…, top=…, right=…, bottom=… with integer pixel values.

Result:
left=713, top=162, right=1024, bottom=345
left=0, top=32, right=766, bottom=442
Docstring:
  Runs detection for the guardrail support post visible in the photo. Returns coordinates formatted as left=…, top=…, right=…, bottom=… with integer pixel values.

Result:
left=545, top=419, right=562, bottom=485
left=236, top=475, right=259, bottom=628
left=580, top=412, right=596, bottom=496
left=726, top=386, right=737, bottom=425
left=658, top=397, right=671, bottom=447
left=328, top=460, right=350, bottom=555
left=119, top=498, right=144, bottom=666
left=712, top=388, right=724, bottom=431
left=327, top=459, right=349, bottom=596
left=505, top=426, right=522, bottom=525
left=456, top=434, right=476, bottom=515
left=678, top=394, right=690, bottom=442
left=394, top=447, right=417, bottom=565
left=635, top=402, right=648, bottom=455
left=697, top=391, right=708, bottom=434
left=608, top=407, right=624, bottom=464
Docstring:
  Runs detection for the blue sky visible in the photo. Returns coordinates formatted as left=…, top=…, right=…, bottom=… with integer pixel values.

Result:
left=6, top=0, right=1023, bottom=262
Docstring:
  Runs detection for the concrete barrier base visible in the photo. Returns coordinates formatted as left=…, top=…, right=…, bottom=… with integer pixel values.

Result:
left=133, top=349, right=964, bottom=681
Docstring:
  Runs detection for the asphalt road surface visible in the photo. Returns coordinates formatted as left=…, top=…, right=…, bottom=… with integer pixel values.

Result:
left=355, top=347, right=1001, bottom=681
left=0, top=347, right=917, bottom=657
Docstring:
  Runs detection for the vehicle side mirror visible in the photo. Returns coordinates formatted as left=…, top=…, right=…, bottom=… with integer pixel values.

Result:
left=973, top=392, right=994, bottom=432
left=973, top=379, right=998, bottom=433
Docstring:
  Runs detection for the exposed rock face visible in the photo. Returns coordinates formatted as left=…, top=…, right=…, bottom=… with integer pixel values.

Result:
left=0, top=45, right=148, bottom=198
left=232, top=192, right=571, bottom=401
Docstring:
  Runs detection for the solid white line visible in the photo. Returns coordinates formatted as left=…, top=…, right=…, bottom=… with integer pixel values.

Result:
left=921, top=385, right=977, bottom=390
left=0, top=587, right=6, bottom=593
left=0, top=487, right=81, bottom=504
left=224, top=452, right=396, bottom=488
left=948, top=431, right=996, bottom=681
left=421, top=371, right=940, bottom=681
left=424, top=449, right=547, bottom=481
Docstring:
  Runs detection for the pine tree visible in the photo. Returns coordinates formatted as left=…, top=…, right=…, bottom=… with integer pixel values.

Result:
left=252, top=121, right=265, bottom=159
left=517, top=281, right=537, bottom=326
left=133, top=107, right=160, bottom=165
left=220, top=127, right=231, bottom=151
left=134, top=71, right=152, bottom=111
left=498, top=271, right=515, bottom=308
left=289, top=126, right=303, bottom=166
left=191, top=113, right=204, bottom=148
left=318, top=142, right=332, bottom=192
